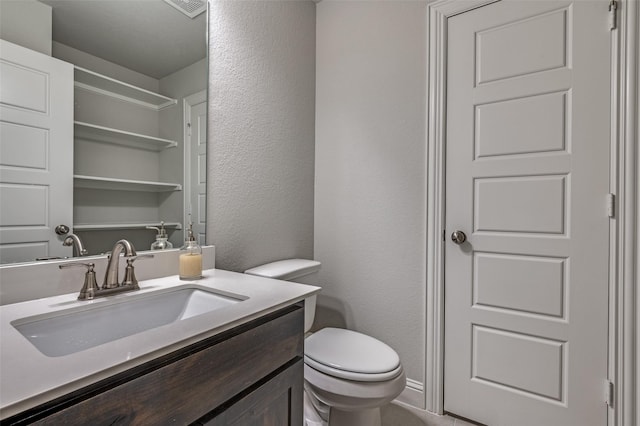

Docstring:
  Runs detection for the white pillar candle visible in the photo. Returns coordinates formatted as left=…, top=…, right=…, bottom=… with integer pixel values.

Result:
left=179, top=253, right=202, bottom=280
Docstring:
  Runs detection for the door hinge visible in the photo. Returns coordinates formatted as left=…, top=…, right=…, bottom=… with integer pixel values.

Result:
left=605, top=380, right=614, bottom=406
left=443, top=229, right=446, bottom=242
left=607, top=193, right=615, bottom=218
left=609, top=0, right=618, bottom=30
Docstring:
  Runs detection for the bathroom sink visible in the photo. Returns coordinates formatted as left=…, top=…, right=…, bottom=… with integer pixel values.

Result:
left=11, top=286, right=246, bottom=357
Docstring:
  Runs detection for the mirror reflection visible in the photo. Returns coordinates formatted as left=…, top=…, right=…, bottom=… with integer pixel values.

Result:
left=0, top=0, right=207, bottom=264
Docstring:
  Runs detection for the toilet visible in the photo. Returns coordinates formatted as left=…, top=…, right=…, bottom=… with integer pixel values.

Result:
left=245, top=259, right=406, bottom=426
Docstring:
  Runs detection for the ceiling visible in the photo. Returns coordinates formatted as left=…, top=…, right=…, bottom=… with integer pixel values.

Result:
left=38, top=0, right=207, bottom=79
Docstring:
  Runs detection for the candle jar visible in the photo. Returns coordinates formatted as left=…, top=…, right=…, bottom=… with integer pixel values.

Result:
left=179, top=240, right=202, bottom=280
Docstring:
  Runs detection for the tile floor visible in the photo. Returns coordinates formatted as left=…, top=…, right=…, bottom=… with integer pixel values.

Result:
left=381, top=401, right=481, bottom=426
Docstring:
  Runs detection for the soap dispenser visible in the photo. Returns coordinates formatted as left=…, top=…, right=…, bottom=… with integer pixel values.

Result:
left=179, top=223, right=202, bottom=280
left=146, top=221, right=173, bottom=250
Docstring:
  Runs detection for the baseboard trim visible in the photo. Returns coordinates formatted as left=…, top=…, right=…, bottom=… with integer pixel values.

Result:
left=395, top=378, right=425, bottom=410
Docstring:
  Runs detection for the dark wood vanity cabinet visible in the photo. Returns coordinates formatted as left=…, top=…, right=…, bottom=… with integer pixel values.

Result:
left=4, top=304, right=304, bottom=426
left=197, top=359, right=303, bottom=426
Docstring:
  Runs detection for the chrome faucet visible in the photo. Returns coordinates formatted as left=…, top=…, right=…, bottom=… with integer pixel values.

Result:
left=103, top=239, right=137, bottom=289
left=62, top=233, right=88, bottom=256
left=59, top=239, right=153, bottom=300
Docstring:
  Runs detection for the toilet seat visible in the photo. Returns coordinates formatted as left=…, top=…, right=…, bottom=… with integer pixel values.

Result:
left=304, top=363, right=407, bottom=412
left=304, top=328, right=402, bottom=382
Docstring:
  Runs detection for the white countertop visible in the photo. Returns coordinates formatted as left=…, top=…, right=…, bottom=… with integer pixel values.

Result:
left=0, top=269, right=320, bottom=419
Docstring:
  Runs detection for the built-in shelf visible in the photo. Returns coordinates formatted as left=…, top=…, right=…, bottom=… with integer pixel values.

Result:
left=74, top=66, right=177, bottom=110
left=74, top=121, right=177, bottom=151
left=74, top=175, right=182, bottom=192
left=73, top=222, right=182, bottom=231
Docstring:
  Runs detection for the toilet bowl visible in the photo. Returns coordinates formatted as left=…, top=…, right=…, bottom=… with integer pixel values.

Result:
left=245, top=259, right=406, bottom=426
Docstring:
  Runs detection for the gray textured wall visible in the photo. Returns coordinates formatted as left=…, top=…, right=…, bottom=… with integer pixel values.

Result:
left=314, top=1, right=428, bottom=385
left=207, top=1, right=316, bottom=272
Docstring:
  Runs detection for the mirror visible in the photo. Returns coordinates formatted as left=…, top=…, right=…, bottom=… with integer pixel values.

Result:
left=0, top=0, right=207, bottom=264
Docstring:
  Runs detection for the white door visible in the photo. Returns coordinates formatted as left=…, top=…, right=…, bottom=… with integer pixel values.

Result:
left=444, top=1, right=611, bottom=425
left=184, top=91, right=207, bottom=245
left=0, top=40, right=74, bottom=263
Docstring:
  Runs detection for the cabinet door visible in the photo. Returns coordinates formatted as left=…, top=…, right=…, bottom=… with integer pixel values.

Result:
left=201, top=360, right=303, bottom=426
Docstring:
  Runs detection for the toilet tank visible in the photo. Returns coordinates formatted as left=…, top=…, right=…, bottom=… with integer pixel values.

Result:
left=245, top=259, right=320, bottom=333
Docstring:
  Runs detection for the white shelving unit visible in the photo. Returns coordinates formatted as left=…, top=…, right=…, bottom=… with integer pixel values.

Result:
left=74, top=175, right=182, bottom=192
left=72, top=65, right=182, bottom=248
left=74, top=122, right=177, bottom=151
left=74, top=66, right=177, bottom=110
left=73, top=222, right=182, bottom=231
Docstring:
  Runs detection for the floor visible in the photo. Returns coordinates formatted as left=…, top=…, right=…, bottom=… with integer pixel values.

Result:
left=381, top=401, right=481, bottom=426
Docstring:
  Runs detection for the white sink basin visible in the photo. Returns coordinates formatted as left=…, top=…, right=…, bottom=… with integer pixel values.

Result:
left=11, top=286, right=246, bottom=357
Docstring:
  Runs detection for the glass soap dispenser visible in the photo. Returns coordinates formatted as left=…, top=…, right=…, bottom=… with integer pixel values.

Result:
left=179, top=223, right=202, bottom=280
left=146, top=221, right=173, bottom=250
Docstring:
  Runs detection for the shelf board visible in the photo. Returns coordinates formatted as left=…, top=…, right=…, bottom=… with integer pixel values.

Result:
left=74, top=175, right=182, bottom=192
left=74, top=222, right=182, bottom=231
left=74, top=66, right=177, bottom=110
left=75, top=121, right=177, bottom=151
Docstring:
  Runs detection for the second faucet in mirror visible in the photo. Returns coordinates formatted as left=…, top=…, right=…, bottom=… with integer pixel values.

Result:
left=62, top=234, right=88, bottom=257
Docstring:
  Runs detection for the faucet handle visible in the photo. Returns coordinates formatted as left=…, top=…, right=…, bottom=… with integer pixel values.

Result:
left=59, top=262, right=99, bottom=300
left=121, top=254, right=154, bottom=288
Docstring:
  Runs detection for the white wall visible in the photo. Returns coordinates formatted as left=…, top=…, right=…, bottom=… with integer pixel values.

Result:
left=315, top=0, right=428, bottom=387
left=0, top=0, right=51, bottom=55
left=53, top=42, right=159, bottom=92
left=207, top=1, right=316, bottom=272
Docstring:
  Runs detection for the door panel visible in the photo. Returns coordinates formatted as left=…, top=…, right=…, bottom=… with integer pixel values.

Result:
left=444, top=1, right=610, bottom=425
left=472, top=325, right=564, bottom=401
left=1, top=121, right=49, bottom=168
left=475, top=7, right=569, bottom=84
left=475, top=91, right=568, bottom=158
left=473, top=252, right=565, bottom=317
left=0, top=40, right=73, bottom=263
left=474, top=175, right=567, bottom=234
left=186, top=96, right=207, bottom=246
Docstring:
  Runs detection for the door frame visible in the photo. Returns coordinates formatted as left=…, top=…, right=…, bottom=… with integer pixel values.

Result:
left=183, top=89, right=207, bottom=241
left=424, top=1, right=639, bottom=425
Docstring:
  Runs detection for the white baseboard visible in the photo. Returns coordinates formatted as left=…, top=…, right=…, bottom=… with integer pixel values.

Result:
left=395, top=378, right=425, bottom=410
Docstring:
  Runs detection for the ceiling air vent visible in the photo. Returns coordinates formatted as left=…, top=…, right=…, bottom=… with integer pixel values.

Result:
left=163, top=0, right=206, bottom=19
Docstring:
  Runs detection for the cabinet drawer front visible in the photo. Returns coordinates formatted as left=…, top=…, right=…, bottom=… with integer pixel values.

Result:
left=29, top=306, right=303, bottom=425
left=199, top=359, right=304, bottom=426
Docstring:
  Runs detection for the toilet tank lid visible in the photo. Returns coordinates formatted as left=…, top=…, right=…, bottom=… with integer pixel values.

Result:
left=244, top=259, right=321, bottom=281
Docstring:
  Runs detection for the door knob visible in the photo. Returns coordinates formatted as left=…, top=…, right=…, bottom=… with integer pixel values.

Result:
left=451, top=231, right=467, bottom=244
left=55, top=224, right=70, bottom=235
